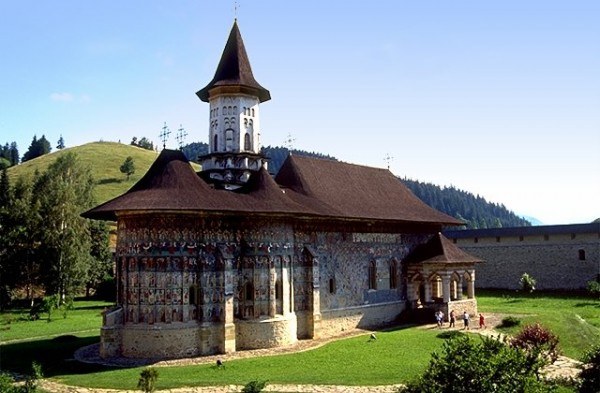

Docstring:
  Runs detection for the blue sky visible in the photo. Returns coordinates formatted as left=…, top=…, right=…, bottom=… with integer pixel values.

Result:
left=1, top=1, right=598, bottom=225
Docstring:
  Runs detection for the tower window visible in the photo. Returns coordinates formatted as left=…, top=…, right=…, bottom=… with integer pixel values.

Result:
left=579, top=249, right=586, bottom=261
left=244, top=133, right=251, bottom=151
left=251, top=108, right=255, bottom=117
left=213, top=134, right=218, bottom=152
left=329, top=278, right=336, bottom=294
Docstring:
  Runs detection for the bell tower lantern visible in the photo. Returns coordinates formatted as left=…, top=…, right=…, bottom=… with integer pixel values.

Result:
left=196, top=20, right=271, bottom=190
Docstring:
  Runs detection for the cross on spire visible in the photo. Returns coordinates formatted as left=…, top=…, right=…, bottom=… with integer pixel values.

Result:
left=283, top=133, right=296, bottom=151
left=176, top=124, right=188, bottom=150
left=384, top=153, right=394, bottom=170
left=159, top=122, right=171, bottom=149
left=234, top=1, right=239, bottom=20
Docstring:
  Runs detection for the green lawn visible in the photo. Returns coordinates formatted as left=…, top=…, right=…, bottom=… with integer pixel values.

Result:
left=1, top=291, right=598, bottom=390
left=477, top=289, right=600, bottom=359
left=0, top=300, right=113, bottom=342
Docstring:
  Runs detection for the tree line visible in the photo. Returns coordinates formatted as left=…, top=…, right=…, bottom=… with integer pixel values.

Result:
left=0, top=152, right=112, bottom=309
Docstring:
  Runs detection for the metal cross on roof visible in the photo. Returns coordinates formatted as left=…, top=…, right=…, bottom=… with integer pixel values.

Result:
left=159, top=122, right=171, bottom=149
left=176, top=124, right=188, bottom=150
left=384, top=153, right=394, bottom=170
left=283, top=133, right=296, bottom=151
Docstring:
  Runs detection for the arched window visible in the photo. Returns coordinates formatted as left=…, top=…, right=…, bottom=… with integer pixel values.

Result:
left=251, top=108, right=255, bottom=117
left=389, top=260, right=398, bottom=289
left=244, top=133, right=251, bottom=151
left=329, top=278, right=336, bottom=294
left=233, top=106, right=237, bottom=114
left=189, top=285, right=197, bottom=305
left=368, top=260, right=377, bottom=290
left=213, top=134, right=218, bottom=152
left=579, top=249, right=586, bottom=260
left=222, top=106, right=226, bottom=115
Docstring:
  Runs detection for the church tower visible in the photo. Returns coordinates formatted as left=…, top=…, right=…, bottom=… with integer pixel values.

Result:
left=196, top=20, right=271, bottom=190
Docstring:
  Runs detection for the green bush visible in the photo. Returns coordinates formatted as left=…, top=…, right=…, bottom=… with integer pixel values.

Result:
left=519, top=273, right=537, bottom=293
left=137, top=368, right=159, bottom=393
left=242, top=380, right=268, bottom=393
left=586, top=280, right=600, bottom=300
left=399, top=334, right=555, bottom=393
left=578, top=343, right=600, bottom=393
left=499, top=316, right=521, bottom=328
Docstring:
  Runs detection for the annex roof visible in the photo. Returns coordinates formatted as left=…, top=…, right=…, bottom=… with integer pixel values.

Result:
left=404, top=233, right=483, bottom=265
left=196, top=20, right=271, bottom=103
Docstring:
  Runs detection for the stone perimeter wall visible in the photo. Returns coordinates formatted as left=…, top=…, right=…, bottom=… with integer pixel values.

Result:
left=451, top=232, right=600, bottom=290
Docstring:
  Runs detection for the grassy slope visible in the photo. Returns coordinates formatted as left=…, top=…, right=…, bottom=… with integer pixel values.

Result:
left=6, top=141, right=199, bottom=205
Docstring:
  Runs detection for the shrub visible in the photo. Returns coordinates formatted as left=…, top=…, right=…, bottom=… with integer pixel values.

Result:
left=519, top=272, right=537, bottom=293
left=578, top=343, right=600, bottom=393
left=137, top=368, right=159, bottom=393
left=510, top=323, right=560, bottom=363
left=399, top=334, right=554, bottom=392
left=499, top=316, right=521, bottom=328
left=0, top=373, right=18, bottom=393
left=242, top=380, right=268, bottom=393
left=586, top=280, right=600, bottom=300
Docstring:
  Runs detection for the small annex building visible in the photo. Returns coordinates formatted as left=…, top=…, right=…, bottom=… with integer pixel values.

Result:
left=83, top=20, right=481, bottom=360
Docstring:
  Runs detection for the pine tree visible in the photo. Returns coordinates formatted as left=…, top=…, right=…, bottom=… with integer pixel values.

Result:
left=22, top=135, right=52, bottom=162
left=57, top=135, right=65, bottom=150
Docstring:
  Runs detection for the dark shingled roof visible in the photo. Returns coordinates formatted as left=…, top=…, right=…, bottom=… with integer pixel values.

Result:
left=83, top=150, right=463, bottom=228
left=196, top=20, right=270, bottom=103
left=404, top=233, right=483, bottom=264
left=83, top=150, right=225, bottom=221
left=275, top=155, right=462, bottom=225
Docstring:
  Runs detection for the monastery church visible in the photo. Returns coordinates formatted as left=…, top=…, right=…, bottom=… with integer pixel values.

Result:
left=83, top=20, right=481, bottom=359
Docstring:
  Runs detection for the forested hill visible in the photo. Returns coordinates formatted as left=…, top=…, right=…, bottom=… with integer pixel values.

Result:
left=400, top=179, right=531, bottom=229
left=182, top=143, right=530, bottom=229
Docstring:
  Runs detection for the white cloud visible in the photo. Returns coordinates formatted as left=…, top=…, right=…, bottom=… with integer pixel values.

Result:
left=50, top=92, right=74, bottom=102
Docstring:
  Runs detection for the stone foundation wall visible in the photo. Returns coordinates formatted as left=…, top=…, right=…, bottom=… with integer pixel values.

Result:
left=119, top=322, right=222, bottom=358
left=318, top=301, right=406, bottom=338
left=235, top=314, right=297, bottom=350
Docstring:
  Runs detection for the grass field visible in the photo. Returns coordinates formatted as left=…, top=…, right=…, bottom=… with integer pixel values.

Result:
left=1, top=291, right=598, bottom=390
left=477, top=289, right=600, bottom=359
left=6, top=141, right=200, bottom=205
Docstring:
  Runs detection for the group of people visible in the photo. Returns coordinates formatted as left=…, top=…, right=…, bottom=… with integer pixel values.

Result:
left=436, top=309, right=486, bottom=330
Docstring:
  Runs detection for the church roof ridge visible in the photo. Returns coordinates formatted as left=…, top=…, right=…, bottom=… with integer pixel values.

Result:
left=196, top=20, right=270, bottom=102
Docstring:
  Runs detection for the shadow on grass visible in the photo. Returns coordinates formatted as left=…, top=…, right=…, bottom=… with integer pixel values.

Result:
left=574, top=301, right=600, bottom=308
left=435, top=330, right=465, bottom=340
left=0, top=335, right=120, bottom=377
left=97, top=178, right=123, bottom=185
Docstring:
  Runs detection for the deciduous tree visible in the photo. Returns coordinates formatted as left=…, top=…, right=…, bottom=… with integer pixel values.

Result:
left=120, top=156, right=135, bottom=180
left=32, top=152, right=95, bottom=300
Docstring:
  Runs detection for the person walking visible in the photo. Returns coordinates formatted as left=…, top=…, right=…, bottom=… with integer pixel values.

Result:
left=449, top=309, right=455, bottom=328
left=479, top=313, right=486, bottom=329
left=463, top=311, right=470, bottom=330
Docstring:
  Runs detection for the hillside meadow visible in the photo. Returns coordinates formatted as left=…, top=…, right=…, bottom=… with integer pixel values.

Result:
left=6, top=141, right=200, bottom=205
